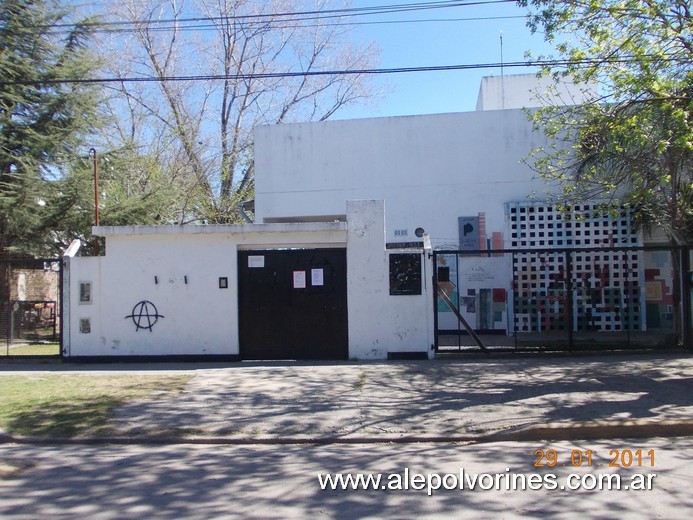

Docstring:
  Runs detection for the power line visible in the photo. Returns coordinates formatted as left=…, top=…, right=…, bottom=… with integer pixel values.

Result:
left=1, top=56, right=688, bottom=87
left=93, top=13, right=527, bottom=35
left=45, top=0, right=516, bottom=32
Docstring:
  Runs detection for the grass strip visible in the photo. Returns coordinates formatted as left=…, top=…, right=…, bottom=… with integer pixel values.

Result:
left=1, top=343, right=60, bottom=356
left=0, top=374, right=191, bottom=438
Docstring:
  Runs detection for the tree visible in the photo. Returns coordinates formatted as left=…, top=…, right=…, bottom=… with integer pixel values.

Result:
left=0, top=0, right=104, bottom=257
left=0, top=0, right=184, bottom=261
left=100, top=0, right=380, bottom=224
left=521, top=0, right=691, bottom=343
left=520, top=0, right=692, bottom=245
left=46, top=144, right=183, bottom=256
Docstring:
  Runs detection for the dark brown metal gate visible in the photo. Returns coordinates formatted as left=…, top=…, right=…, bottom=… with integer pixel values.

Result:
left=238, top=248, right=348, bottom=360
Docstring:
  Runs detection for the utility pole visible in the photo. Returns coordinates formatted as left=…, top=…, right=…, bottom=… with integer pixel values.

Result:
left=89, top=148, right=100, bottom=256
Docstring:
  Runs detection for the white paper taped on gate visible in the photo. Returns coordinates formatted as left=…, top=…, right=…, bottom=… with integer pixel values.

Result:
left=248, top=255, right=265, bottom=268
left=293, top=270, right=307, bottom=289
left=311, top=268, right=324, bottom=286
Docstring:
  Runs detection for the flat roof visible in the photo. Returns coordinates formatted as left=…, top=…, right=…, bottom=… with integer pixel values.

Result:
left=93, top=221, right=347, bottom=237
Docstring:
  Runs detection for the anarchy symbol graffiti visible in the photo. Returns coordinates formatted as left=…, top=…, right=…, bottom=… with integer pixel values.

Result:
left=125, top=300, right=165, bottom=332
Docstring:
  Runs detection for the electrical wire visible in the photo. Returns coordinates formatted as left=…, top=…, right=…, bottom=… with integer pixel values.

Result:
left=41, top=0, right=516, bottom=31
left=0, top=56, right=688, bottom=86
left=91, top=13, right=527, bottom=35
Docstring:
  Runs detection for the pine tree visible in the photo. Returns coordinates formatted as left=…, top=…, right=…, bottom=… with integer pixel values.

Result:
left=0, top=0, right=102, bottom=258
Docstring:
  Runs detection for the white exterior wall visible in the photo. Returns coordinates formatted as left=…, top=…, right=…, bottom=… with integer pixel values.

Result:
left=63, top=255, right=102, bottom=356
left=346, top=200, right=433, bottom=359
left=64, top=205, right=434, bottom=360
left=475, top=74, right=598, bottom=111
left=65, top=223, right=348, bottom=357
left=254, top=109, right=555, bottom=248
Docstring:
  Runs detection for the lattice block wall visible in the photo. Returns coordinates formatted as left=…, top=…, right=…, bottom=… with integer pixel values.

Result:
left=506, top=202, right=645, bottom=333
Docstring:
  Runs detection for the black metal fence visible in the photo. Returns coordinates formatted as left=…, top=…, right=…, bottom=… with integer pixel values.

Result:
left=433, top=245, right=692, bottom=353
left=0, top=259, right=62, bottom=357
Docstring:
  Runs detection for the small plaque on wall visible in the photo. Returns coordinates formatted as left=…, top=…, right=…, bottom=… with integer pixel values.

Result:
left=389, top=253, right=422, bottom=295
left=79, top=282, right=92, bottom=304
left=79, top=318, right=91, bottom=334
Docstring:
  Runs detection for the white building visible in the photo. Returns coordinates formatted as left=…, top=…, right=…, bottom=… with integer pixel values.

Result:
left=64, top=200, right=436, bottom=360
left=257, top=81, right=550, bottom=248
left=63, top=75, right=674, bottom=360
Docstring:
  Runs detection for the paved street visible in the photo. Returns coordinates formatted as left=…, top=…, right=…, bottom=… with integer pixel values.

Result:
left=1, top=438, right=691, bottom=519
left=1, top=353, right=692, bottom=518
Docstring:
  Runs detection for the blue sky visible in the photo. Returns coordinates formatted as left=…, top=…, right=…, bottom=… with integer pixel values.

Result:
left=73, top=0, right=560, bottom=120
left=338, top=1, right=558, bottom=119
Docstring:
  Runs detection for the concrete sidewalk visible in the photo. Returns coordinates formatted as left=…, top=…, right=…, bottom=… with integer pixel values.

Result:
left=103, top=353, right=693, bottom=442
left=1, top=353, right=692, bottom=443
left=2, top=355, right=692, bottom=520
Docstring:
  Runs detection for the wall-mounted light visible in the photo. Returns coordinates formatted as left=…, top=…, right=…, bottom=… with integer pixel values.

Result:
left=415, top=227, right=432, bottom=252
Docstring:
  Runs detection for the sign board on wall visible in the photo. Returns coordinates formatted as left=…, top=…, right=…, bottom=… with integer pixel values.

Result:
left=458, top=216, right=480, bottom=250
left=437, top=255, right=512, bottom=333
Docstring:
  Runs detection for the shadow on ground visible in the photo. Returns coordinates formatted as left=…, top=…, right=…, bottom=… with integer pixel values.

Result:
left=1, top=439, right=691, bottom=519
left=110, top=354, right=693, bottom=438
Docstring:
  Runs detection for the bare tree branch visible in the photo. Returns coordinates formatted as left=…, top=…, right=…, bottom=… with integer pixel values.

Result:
left=99, top=0, right=380, bottom=223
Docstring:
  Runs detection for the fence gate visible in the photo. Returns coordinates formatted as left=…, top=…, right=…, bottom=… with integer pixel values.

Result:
left=238, top=248, right=348, bottom=360
left=1, top=258, right=62, bottom=357
left=434, top=246, right=692, bottom=353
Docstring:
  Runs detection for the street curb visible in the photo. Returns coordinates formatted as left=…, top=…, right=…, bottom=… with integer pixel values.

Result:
left=1, top=421, right=692, bottom=447
left=479, top=420, right=693, bottom=443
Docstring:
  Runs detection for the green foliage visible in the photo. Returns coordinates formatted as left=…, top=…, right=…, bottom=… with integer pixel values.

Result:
left=49, top=144, right=185, bottom=255
left=521, top=0, right=692, bottom=244
left=0, top=0, right=102, bottom=256
left=0, top=1, right=184, bottom=257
